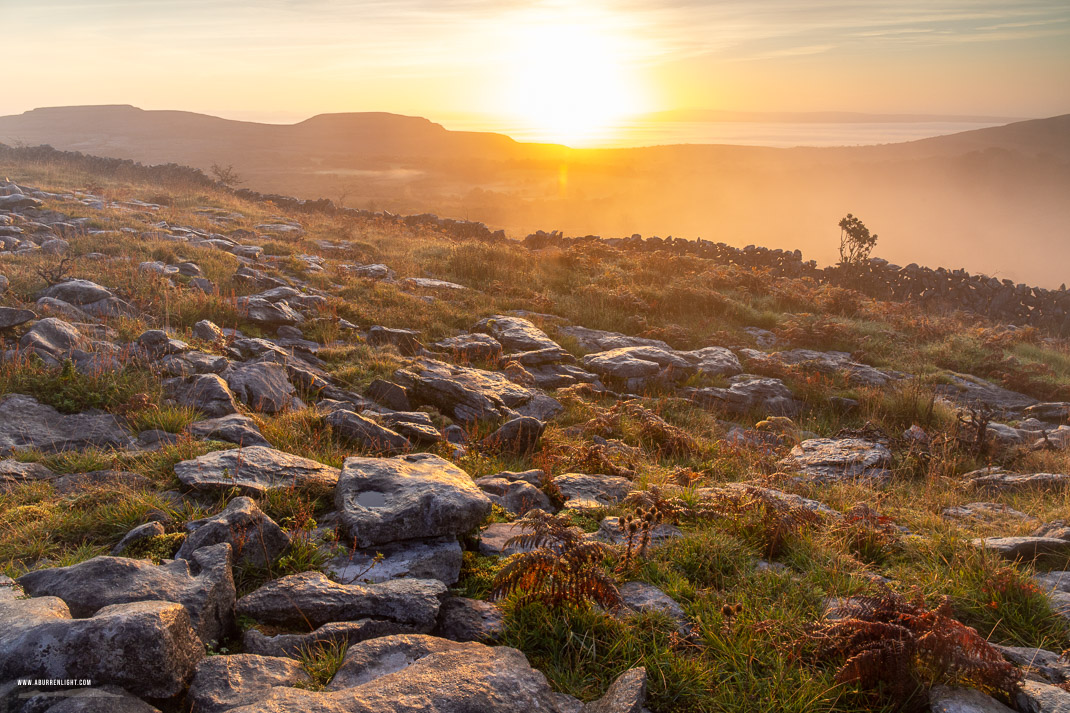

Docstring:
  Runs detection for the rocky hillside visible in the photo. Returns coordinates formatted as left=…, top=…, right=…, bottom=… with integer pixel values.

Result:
left=2, top=149, right=1070, bottom=713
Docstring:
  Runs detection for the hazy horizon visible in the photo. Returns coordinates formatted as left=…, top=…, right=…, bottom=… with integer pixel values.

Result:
left=5, top=1, right=1069, bottom=147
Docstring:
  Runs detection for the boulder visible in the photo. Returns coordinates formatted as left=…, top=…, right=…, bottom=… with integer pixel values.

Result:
left=966, top=468, right=1070, bottom=493
left=365, top=379, right=411, bottom=411
left=688, top=375, right=799, bottom=417
left=218, top=634, right=641, bottom=713
left=556, top=325, right=670, bottom=353
left=327, top=536, right=462, bottom=586
left=18, top=543, right=235, bottom=645
left=18, top=317, right=86, bottom=356
left=34, top=296, right=90, bottom=321
left=480, top=416, right=544, bottom=455
left=935, top=372, right=1038, bottom=415
left=929, top=685, right=1015, bottom=713
left=174, top=446, right=339, bottom=494
left=0, top=458, right=57, bottom=488
left=433, top=333, right=503, bottom=362
left=187, top=413, right=271, bottom=447
left=434, top=597, right=505, bottom=643
left=0, top=307, right=35, bottom=330
left=187, top=654, right=310, bottom=713
left=583, top=346, right=692, bottom=388
left=0, top=193, right=44, bottom=210
left=40, top=279, right=113, bottom=305
left=111, top=521, right=166, bottom=556
left=1016, top=679, right=1070, bottom=713
left=739, top=348, right=898, bottom=387
left=335, top=453, right=492, bottom=548
left=677, top=346, right=743, bottom=378
left=0, top=394, right=131, bottom=455
left=585, top=667, right=647, bottom=713
left=165, top=374, right=239, bottom=418
left=243, top=620, right=415, bottom=659
left=176, top=497, right=291, bottom=569
left=941, top=502, right=1035, bottom=524
left=225, top=362, right=303, bottom=414
left=241, top=298, right=303, bottom=327
left=474, top=474, right=552, bottom=516
left=17, top=685, right=163, bottom=712
left=236, top=571, right=445, bottom=630
left=778, top=438, right=892, bottom=482
left=397, top=358, right=560, bottom=424
left=0, top=598, right=203, bottom=698
left=367, top=326, right=424, bottom=356
left=160, top=351, right=231, bottom=377
left=556, top=473, right=634, bottom=509
left=473, top=315, right=561, bottom=352
left=326, top=410, right=410, bottom=455
left=193, top=319, right=226, bottom=343
left=973, top=537, right=1070, bottom=562
left=617, top=581, right=690, bottom=635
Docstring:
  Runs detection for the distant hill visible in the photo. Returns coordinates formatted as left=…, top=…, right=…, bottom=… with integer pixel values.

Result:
left=1, top=105, right=1067, bottom=287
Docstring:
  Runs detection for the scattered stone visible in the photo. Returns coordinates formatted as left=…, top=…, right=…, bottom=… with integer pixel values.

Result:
left=594, top=517, right=682, bottom=546
left=434, top=333, right=503, bottom=361
left=193, top=319, right=226, bottom=343
left=242, top=620, right=412, bottom=659
left=965, top=468, right=1070, bottom=493
left=973, top=536, right=1070, bottom=563
left=688, top=375, right=800, bottom=417
left=187, top=413, right=271, bottom=447
left=236, top=571, right=445, bottom=629
left=434, top=597, right=505, bottom=643
left=165, top=373, right=239, bottom=418
left=0, top=307, right=35, bottom=330
left=176, top=497, right=290, bottom=569
left=367, top=325, right=424, bottom=356
left=942, top=502, right=1035, bottom=523
left=335, top=453, right=492, bottom=548
left=556, top=473, right=634, bottom=509
left=241, top=298, right=303, bottom=327
left=618, top=581, right=690, bottom=635
left=225, top=362, right=304, bottom=414
left=188, top=654, right=310, bottom=713
left=326, top=410, right=410, bottom=455
left=18, top=317, right=87, bottom=356
left=175, top=446, right=339, bottom=494
left=1016, top=679, right=1070, bottom=713
left=479, top=522, right=538, bottom=557
left=935, top=372, right=1038, bottom=415
left=0, top=458, right=56, bottom=488
left=474, top=473, right=552, bottom=516
left=0, top=394, right=131, bottom=455
left=110, top=521, right=166, bottom=556
left=778, top=438, right=892, bottom=482
left=0, top=598, right=203, bottom=698
left=480, top=416, right=544, bottom=455
left=18, top=543, right=235, bottom=644
left=473, top=315, right=561, bottom=352
left=929, top=685, right=1015, bottom=713
left=328, top=536, right=463, bottom=586
left=397, top=358, right=561, bottom=424
left=365, top=379, right=411, bottom=411
left=348, top=263, right=395, bottom=280
left=998, top=645, right=1070, bottom=685
left=557, top=325, right=670, bottom=353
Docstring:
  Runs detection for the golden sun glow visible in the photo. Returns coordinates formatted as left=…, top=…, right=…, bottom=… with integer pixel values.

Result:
left=501, top=14, right=648, bottom=146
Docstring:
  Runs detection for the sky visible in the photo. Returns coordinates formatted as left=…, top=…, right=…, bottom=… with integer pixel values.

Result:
left=3, top=0, right=1070, bottom=142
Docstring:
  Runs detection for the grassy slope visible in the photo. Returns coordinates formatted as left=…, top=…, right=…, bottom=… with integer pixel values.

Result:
left=1, top=152, right=1069, bottom=711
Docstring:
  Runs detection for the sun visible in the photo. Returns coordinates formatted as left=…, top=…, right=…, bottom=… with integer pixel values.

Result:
left=502, top=17, right=646, bottom=146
